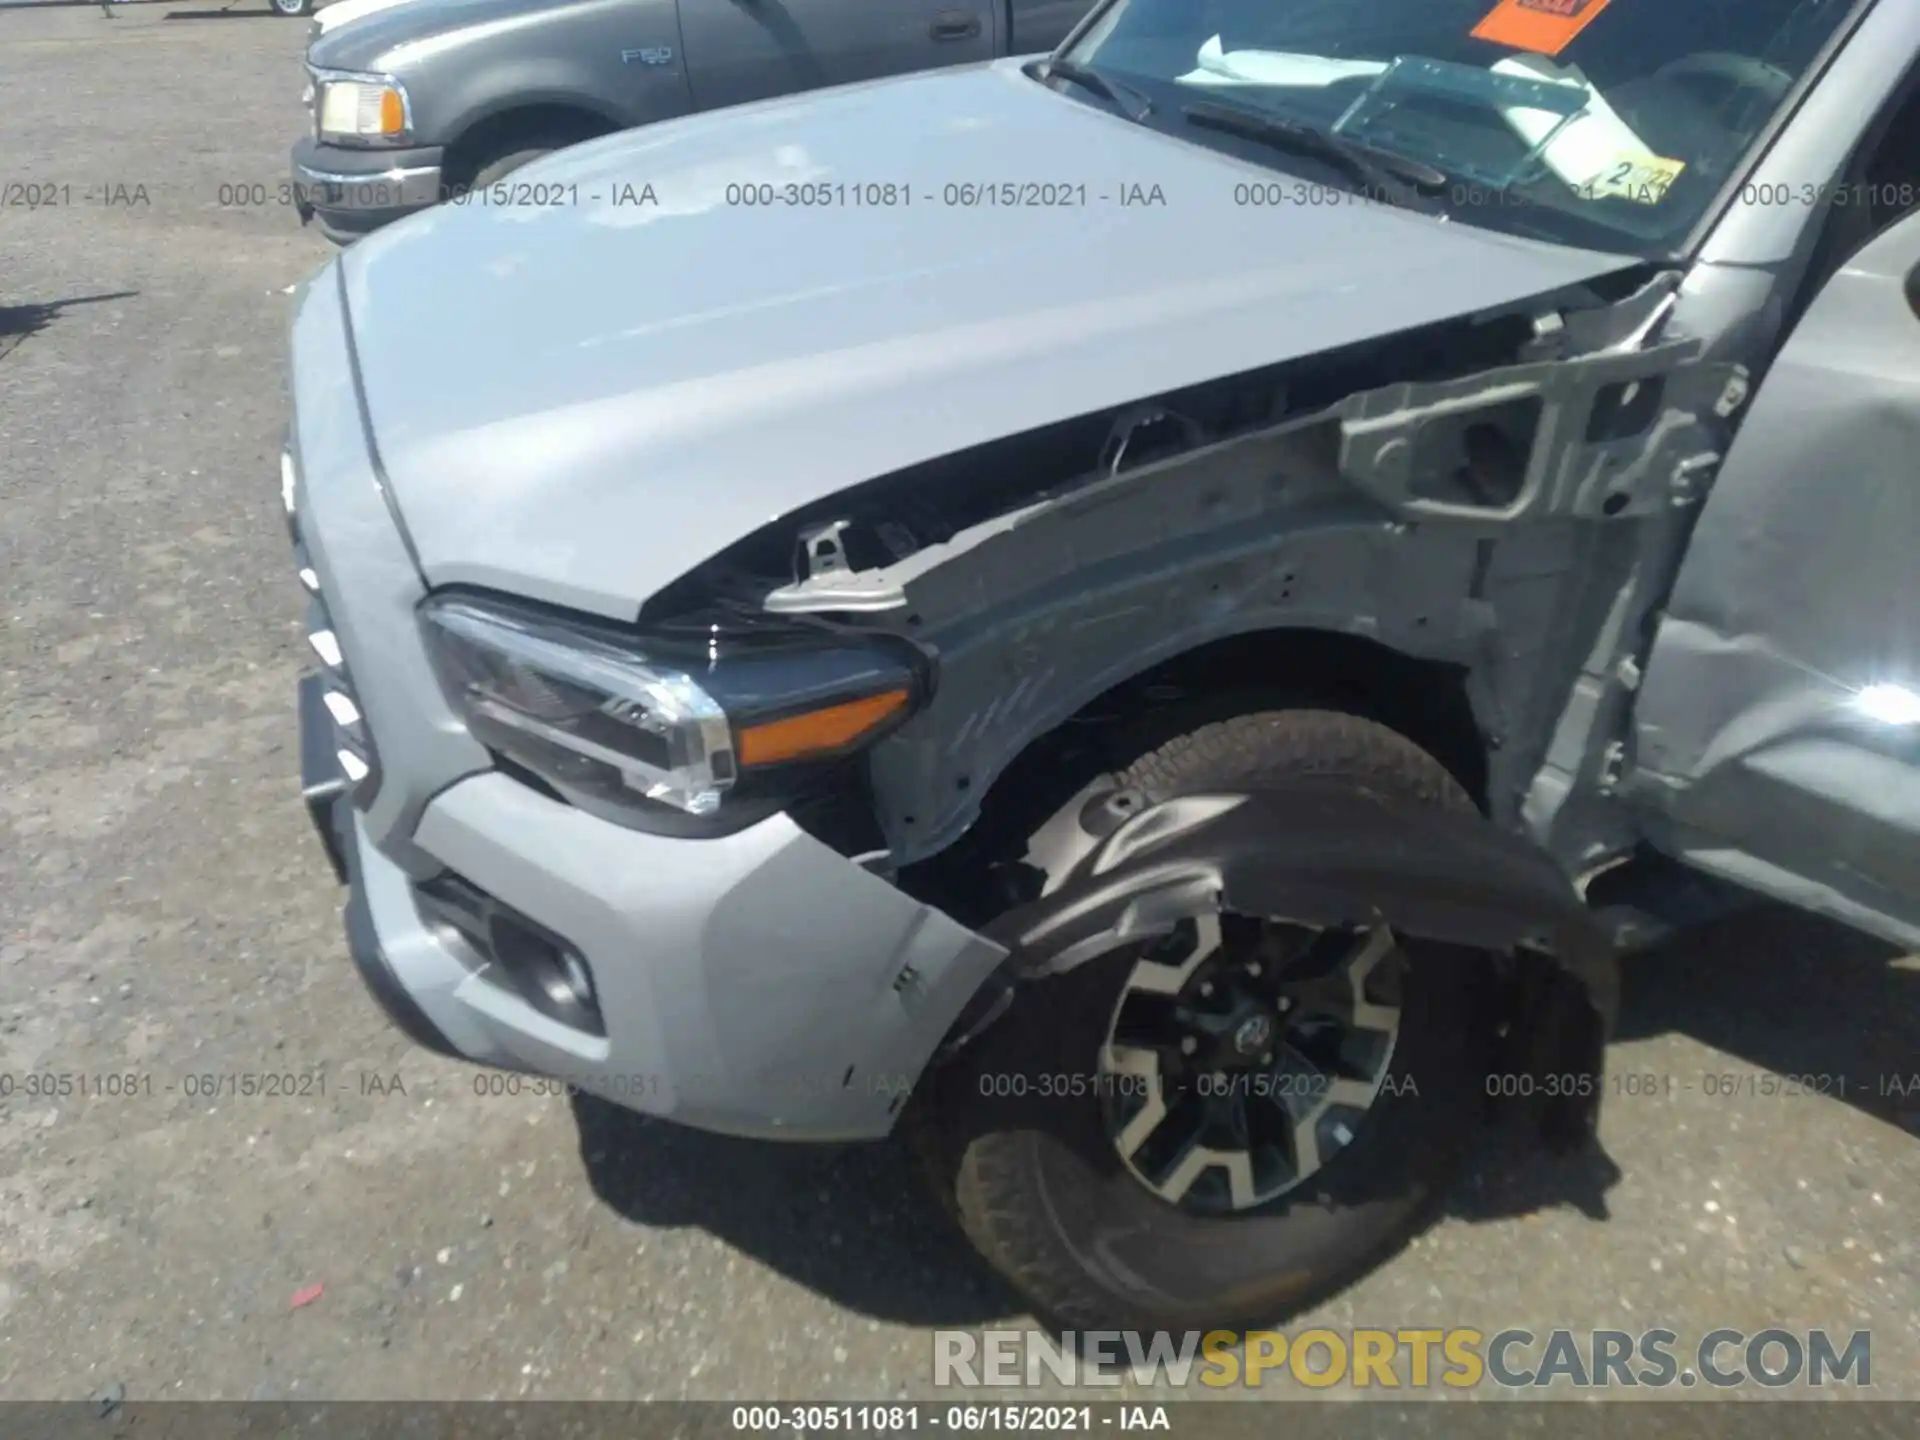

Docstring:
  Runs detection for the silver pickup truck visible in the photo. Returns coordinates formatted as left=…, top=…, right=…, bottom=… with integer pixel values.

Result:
left=287, top=0, right=1920, bottom=1330
left=290, top=0, right=1088, bottom=240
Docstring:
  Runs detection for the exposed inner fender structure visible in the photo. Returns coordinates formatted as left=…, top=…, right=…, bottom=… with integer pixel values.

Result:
left=762, top=326, right=1745, bottom=870
left=966, top=783, right=1620, bottom=1151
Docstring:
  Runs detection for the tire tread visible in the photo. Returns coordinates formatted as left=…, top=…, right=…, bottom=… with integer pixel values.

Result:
left=926, top=708, right=1481, bottom=1331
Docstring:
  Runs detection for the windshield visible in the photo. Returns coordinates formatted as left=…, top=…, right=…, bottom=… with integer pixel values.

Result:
left=1061, top=0, right=1866, bottom=253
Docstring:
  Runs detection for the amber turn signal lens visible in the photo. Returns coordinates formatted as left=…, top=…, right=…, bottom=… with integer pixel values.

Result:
left=378, top=88, right=406, bottom=134
left=736, top=689, right=910, bottom=768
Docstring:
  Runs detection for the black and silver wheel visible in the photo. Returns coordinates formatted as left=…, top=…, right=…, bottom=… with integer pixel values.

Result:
left=918, top=707, right=1497, bottom=1332
left=271, top=0, right=313, bottom=17
left=1101, top=913, right=1404, bottom=1215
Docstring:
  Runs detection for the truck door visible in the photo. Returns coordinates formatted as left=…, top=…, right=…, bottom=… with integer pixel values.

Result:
left=1006, top=0, right=1086, bottom=55
left=680, top=0, right=996, bottom=112
left=1628, top=207, right=1920, bottom=948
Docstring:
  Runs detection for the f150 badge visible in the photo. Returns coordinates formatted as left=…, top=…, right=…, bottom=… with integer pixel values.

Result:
left=621, top=46, right=675, bottom=65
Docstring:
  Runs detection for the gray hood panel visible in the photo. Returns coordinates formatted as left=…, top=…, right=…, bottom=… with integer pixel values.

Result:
left=309, top=0, right=588, bottom=69
left=340, top=59, right=1640, bottom=618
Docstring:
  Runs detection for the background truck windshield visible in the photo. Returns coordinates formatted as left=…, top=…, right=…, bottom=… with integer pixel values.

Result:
left=1066, top=0, right=1868, bottom=253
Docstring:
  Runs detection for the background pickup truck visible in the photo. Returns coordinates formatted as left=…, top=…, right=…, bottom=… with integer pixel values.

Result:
left=291, top=0, right=1092, bottom=241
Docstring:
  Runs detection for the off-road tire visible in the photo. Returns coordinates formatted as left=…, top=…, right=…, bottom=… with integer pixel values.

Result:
left=919, top=709, right=1494, bottom=1332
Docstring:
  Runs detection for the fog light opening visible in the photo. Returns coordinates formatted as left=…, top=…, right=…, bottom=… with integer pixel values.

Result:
left=488, top=912, right=604, bottom=1036
left=562, top=951, right=596, bottom=1007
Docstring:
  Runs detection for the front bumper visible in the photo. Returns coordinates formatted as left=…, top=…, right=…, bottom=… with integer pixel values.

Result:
left=302, top=672, right=464, bottom=1061
left=299, top=686, right=1007, bottom=1139
left=287, top=266, right=1006, bottom=1141
left=291, top=137, right=444, bottom=240
left=297, top=648, right=1013, bottom=1144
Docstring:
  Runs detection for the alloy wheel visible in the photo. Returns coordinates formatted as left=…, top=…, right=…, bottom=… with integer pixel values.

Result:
left=1098, top=911, right=1405, bottom=1214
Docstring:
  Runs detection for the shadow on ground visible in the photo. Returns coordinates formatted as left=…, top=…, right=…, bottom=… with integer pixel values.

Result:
left=1450, top=904, right=1916, bottom=1226
left=0, top=290, right=137, bottom=362
left=569, top=907, right=1917, bottom=1327
left=570, top=1094, right=1022, bottom=1327
left=162, top=9, right=297, bottom=20
left=1614, top=903, right=1918, bottom=1128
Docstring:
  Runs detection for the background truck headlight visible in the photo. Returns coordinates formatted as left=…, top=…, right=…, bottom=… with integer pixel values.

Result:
left=311, top=71, right=412, bottom=146
left=419, top=594, right=930, bottom=827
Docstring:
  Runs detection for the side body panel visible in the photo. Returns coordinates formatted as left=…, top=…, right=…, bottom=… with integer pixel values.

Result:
left=754, top=1, right=1920, bottom=892
left=764, top=320, right=1747, bottom=869
left=678, top=0, right=995, bottom=111
left=1006, top=0, right=1082, bottom=54
left=323, top=0, right=694, bottom=142
left=1629, top=209, right=1920, bottom=948
left=1515, top=0, right=1918, bottom=882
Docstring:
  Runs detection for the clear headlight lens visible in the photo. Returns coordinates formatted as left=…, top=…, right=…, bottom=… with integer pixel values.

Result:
left=316, top=78, right=410, bottom=144
left=420, top=595, right=927, bottom=823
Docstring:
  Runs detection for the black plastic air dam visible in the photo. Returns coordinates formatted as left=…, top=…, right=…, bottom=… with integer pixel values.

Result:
left=297, top=671, right=350, bottom=885
left=332, top=796, right=467, bottom=1063
left=979, top=783, right=1621, bottom=1151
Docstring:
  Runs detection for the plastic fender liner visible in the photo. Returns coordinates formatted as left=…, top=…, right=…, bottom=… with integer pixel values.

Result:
left=981, top=783, right=1620, bottom=1150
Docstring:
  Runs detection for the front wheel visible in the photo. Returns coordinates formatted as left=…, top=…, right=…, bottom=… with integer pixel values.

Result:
left=448, top=130, right=602, bottom=200
left=918, top=709, right=1496, bottom=1332
left=271, top=0, right=313, bottom=16
left=469, top=146, right=558, bottom=189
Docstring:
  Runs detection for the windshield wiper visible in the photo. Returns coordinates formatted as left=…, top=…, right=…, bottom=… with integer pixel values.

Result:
left=1044, top=58, right=1154, bottom=122
left=1181, top=100, right=1447, bottom=211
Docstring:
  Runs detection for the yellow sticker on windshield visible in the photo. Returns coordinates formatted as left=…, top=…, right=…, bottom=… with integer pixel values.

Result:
left=1577, top=153, right=1686, bottom=205
left=1472, top=0, right=1613, bottom=58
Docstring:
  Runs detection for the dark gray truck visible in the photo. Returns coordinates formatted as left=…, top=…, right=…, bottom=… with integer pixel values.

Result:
left=291, top=0, right=1090, bottom=240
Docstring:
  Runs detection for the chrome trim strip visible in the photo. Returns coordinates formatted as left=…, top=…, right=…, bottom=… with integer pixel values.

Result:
left=293, top=161, right=442, bottom=212
left=295, top=162, right=438, bottom=186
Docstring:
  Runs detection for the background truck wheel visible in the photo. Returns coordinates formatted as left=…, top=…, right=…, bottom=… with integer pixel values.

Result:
left=451, top=133, right=592, bottom=200
left=470, top=147, right=557, bottom=188
left=918, top=709, right=1496, bottom=1332
left=271, top=0, right=312, bottom=16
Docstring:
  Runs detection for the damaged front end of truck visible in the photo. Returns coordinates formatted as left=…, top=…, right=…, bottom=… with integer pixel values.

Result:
left=641, top=268, right=1749, bottom=1158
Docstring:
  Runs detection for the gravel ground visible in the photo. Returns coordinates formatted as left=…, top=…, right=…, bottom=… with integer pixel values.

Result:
left=1, top=0, right=1916, bottom=1409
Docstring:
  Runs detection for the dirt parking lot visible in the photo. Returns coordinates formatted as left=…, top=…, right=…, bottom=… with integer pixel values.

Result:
left=1, top=0, right=1917, bottom=1410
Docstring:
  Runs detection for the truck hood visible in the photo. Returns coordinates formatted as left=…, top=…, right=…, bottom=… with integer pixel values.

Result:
left=337, top=59, right=1642, bottom=619
left=309, top=0, right=581, bottom=66
left=312, top=0, right=415, bottom=38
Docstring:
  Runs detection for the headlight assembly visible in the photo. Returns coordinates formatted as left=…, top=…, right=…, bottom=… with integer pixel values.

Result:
left=419, top=594, right=931, bottom=828
left=311, top=70, right=412, bottom=146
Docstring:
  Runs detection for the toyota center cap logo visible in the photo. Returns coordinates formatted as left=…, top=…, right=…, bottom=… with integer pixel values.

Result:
left=1233, top=1015, right=1274, bottom=1055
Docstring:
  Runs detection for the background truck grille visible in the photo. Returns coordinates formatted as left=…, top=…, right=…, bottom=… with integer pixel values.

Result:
left=286, top=451, right=383, bottom=804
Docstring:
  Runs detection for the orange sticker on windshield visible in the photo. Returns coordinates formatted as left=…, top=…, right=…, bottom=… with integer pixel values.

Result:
left=1471, top=0, right=1613, bottom=57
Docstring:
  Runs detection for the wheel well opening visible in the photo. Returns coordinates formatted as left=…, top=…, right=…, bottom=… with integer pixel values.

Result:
left=897, top=627, right=1489, bottom=926
left=443, top=105, right=616, bottom=189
